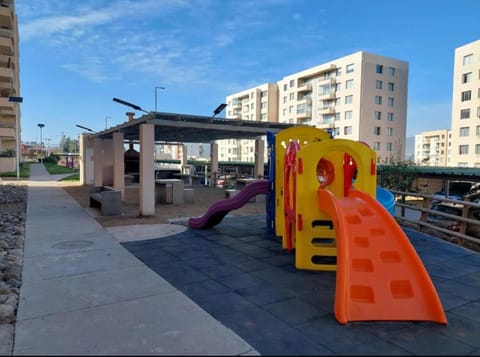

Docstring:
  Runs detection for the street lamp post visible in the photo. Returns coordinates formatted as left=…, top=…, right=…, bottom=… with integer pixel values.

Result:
left=105, top=116, right=112, bottom=130
left=37, top=123, right=45, bottom=162
left=154, top=86, right=165, bottom=112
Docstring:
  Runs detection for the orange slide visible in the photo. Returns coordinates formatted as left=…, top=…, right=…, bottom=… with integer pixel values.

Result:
left=318, top=188, right=447, bottom=325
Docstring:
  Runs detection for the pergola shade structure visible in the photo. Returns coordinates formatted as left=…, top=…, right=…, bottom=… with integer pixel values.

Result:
left=90, top=112, right=298, bottom=143
left=81, top=111, right=301, bottom=216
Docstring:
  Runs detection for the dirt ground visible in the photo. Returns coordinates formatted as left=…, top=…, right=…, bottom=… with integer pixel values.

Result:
left=61, top=183, right=268, bottom=228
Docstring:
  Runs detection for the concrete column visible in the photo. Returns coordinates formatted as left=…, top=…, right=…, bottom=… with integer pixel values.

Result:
left=181, top=144, right=188, bottom=173
left=93, top=138, right=104, bottom=187
left=254, top=138, right=265, bottom=179
left=102, top=139, right=114, bottom=185
left=139, top=124, right=155, bottom=216
left=113, top=132, right=125, bottom=199
left=210, top=142, right=218, bottom=187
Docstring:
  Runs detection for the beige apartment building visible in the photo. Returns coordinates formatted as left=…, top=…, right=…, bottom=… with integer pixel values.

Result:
left=414, top=129, right=451, bottom=166
left=0, top=0, right=20, bottom=173
left=449, top=39, right=480, bottom=167
left=222, top=51, right=408, bottom=164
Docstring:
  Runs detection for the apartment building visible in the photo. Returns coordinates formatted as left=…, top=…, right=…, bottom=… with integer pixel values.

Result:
left=222, top=51, right=409, bottom=164
left=221, top=83, right=278, bottom=163
left=414, top=129, right=451, bottom=166
left=449, top=39, right=480, bottom=167
left=0, top=0, right=20, bottom=173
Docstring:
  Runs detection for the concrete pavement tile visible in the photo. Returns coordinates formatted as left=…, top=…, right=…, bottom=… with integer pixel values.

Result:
left=21, top=246, right=143, bottom=283
left=17, top=265, right=176, bottom=320
left=23, top=230, right=119, bottom=258
left=14, top=292, right=258, bottom=355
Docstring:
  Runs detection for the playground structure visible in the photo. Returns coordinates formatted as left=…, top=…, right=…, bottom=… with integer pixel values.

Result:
left=189, top=126, right=447, bottom=325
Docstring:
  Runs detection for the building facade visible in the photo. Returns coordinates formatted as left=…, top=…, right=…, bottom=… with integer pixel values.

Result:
left=222, top=51, right=408, bottom=164
left=0, top=0, right=20, bottom=173
left=449, top=39, right=480, bottom=167
left=414, top=129, right=451, bottom=166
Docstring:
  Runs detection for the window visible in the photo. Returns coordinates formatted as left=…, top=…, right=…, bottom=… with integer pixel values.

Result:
left=344, top=126, right=352, bottom=135
left=475, top=125, right=480, bottom=136
left=388, top=67, right=395, bottom=76
left=345, top=95, right=353, bottom=104
left=388, top=82, right=394, bottom=91
left=345, top=110, right=352, bottom=120
left=283, top=96, right=287, bottom=104
left=462, top=91, right=472, bottom=102
left=376, top=80, right=383, bottom=89
left=375, top=111, right=381, bottom=120
left=459, top=145, right=469, bottom=155
left=334, top=127, right=340, bottom=136
left=375, top=96, right=382, bottom=105
left=289, top=106, right=294, bottom=114
left=461, top=109, right=470, bottom=119
left=476, top=145, right=480, bottom=155
left=463, top=54, right=473, bottom=65
left=260, top=102, right=266, bottom=109
left=261, top=90, right=267, bottom=97
left=283, top=84, right=287, bottom=91
left=463, top=72, right=472, bottom=84
left=376, top=65, right=383, bottom=74
left=373, top=142, right=380, bottom=150
left=386, top=142, right=393, bottom=151
left=283, top=108, right=287, bottom=116
left=346, top=64, right=354, bottom=73
left=319, top=84, right=330, bottom=95
left=289, top=79, right=295, bottom=88
left=387, top=127, right=393, bottom=136
left=345, top=79, right=354, bottom=89
left=460, top=127, right=470, bottom=136
left=478, top=107, right=480, bottom=118
left=261, top=113, right=267, bottom=120
left=388, top=97, right=394, bottom=107
left=289, top=93, right=294, bottom=100
left=387, top=112, right=394, bottom=121
left=374, top=127, right=381, bottom=135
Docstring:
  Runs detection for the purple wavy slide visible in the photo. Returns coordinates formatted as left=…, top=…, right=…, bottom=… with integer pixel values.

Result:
left=188, top=180, right=270, bottom=229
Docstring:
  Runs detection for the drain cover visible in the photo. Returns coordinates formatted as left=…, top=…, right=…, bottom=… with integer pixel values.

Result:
left=52, top=240, right=94, bottom=249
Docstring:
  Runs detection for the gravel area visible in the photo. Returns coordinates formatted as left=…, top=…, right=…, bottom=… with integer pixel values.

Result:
left=0, top=184, right=26, bottom=326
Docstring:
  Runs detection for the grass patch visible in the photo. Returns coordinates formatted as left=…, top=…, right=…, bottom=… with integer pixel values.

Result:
left=43, top=161, right=79, bottom=175
left=59, top=173, right=80, bottom=181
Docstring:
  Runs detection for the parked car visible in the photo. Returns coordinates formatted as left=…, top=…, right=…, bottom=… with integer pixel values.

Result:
left=426, top=202, right=480, bottom=237
left=433, top=181, right=480, bottom=202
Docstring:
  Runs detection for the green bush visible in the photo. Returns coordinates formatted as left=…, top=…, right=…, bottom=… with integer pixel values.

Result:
left=0, top=149, right=15, bottom=157
left=44, top=154, right=60, bottom=164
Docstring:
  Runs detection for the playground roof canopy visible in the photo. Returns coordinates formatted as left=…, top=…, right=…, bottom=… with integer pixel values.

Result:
left=88, top=112, right=299, bottom=143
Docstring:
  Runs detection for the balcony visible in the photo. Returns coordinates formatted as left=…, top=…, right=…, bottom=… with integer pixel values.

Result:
left=319, top=106, right=336, bottom=115
left=297, top=97, right=312, bottom=106
left=0, top=36, right=13, bottom=56
left=0, top=5, right=13, bottom=30
left=0, top=125, right=14, bottom=138
left=0, top=66, right=12, bottom=81
left=297, top=82, right=312, bottom=93
left=0, top=96, right=13, bottom=110
left=296, top=109, right=312, bottom=119
left=318, top=91, right=336, bottom=100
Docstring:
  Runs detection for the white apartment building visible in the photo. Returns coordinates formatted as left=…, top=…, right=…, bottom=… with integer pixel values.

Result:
left=0, top=0, right=20, bottom=173
left=222, top=51, right=408, bottom=164
left=221, top=83, right=278, bottom=163
left=449, top=39, right=480, bottom=167
left=414, top=129, right=451, bottom=166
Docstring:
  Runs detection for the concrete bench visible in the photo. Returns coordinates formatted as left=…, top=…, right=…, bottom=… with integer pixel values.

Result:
left=89, top=186, right=122, bottom=216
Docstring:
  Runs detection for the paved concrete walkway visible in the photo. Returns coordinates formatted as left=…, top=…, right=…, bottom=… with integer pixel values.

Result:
left=13, top=164, right=258, bottom=355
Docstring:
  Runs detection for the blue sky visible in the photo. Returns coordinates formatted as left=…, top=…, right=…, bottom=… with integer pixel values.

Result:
left=16, top=0, right=480, bottom=145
